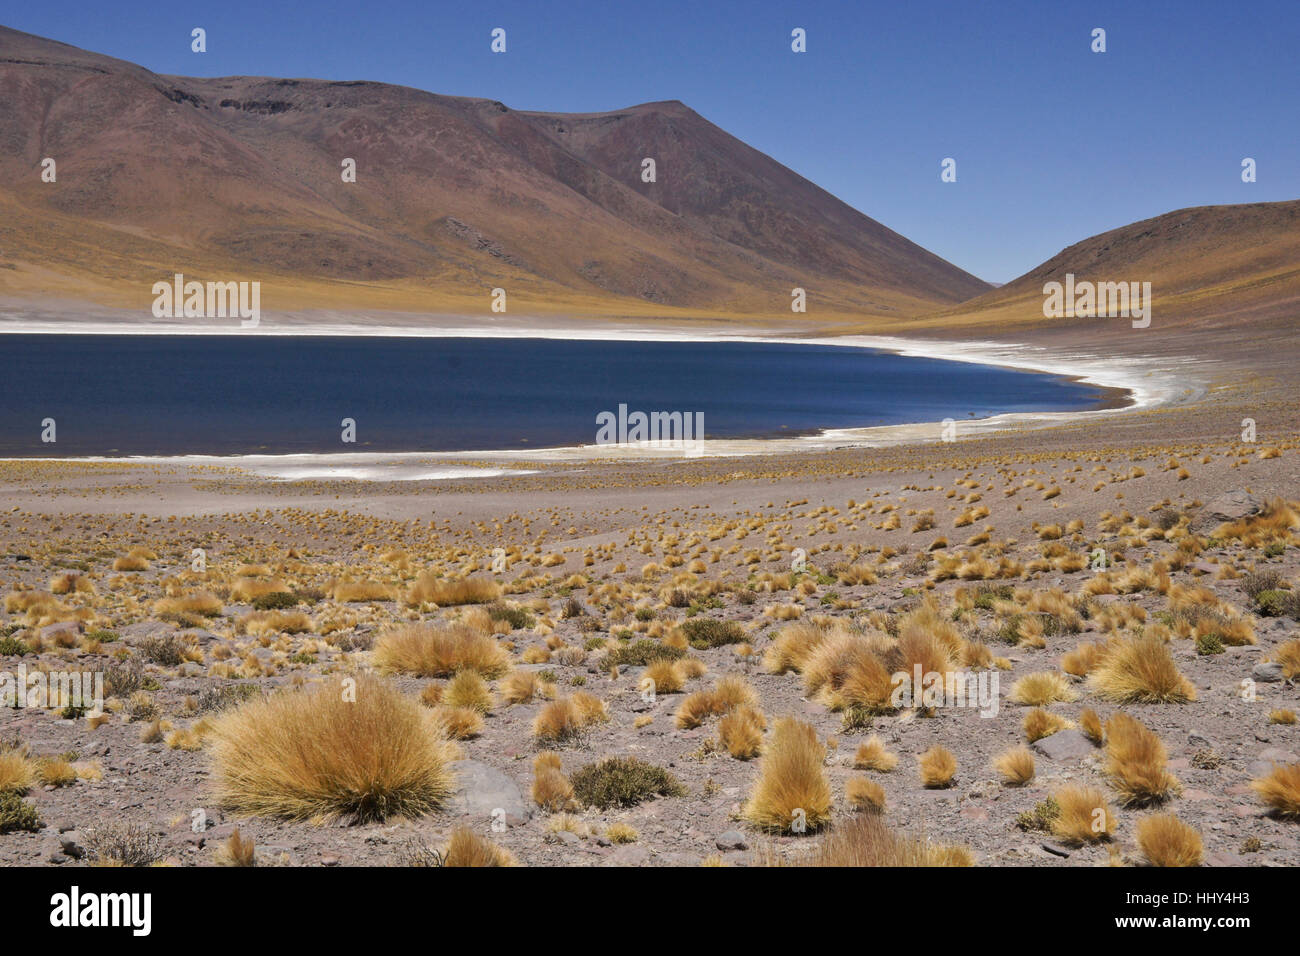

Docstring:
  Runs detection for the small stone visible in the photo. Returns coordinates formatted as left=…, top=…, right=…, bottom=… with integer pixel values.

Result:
left=715, top=829, right=748, bottom=851
left=1252, top=661, right=1283, bottom=683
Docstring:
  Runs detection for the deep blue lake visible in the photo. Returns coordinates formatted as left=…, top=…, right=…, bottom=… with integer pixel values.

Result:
left=0, top=335, right=1119, bottom=456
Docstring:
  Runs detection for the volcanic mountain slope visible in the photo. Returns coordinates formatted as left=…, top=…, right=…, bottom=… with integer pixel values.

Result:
left=0, top=24, right=988, bottom=319
left=913, top=200, right=1300, bottom=335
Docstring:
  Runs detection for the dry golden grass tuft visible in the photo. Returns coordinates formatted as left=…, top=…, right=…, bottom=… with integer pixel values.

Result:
left=1275, top=639, right=1300, bottom=680
left=532, top=693, right=608, bottom=744
left=1062, top=640, right=1107, bottom=677
left=155, top=590, right=223, bottom=619
left=430, top=705, right=484, bottom=739
left=500, top=670, right=551, bottom=704
left=1079, top=707, right=1105, bottom=744
left=853, top=734, right=899, bottom=772
left=718, top=705, right=766, bottom=759
left=0, top=749, right=34, bottom=793
left=215, top=827, right=256, bottom=867
left=741, top=716, right=832, bottom=833
left=1089, top=636, right=1195, bottom=703
left=1009, top=671, right=1077, bottom=706
left=918, top=745, right=957, bottom=789
left=846, top=776, right=886, bottom=813
left=993, top=746, right=1036, bottom=786
left=374, top=622, right=510, bottom=679
left=801, top=815, right=972, bottom=867
left=1251, top=763, right=1300, bottom=817
left=207, top=675, right=456, bottom=822
left=1023, top=707, right=1073, bottom=742
left=674, top=675, right=758, bottom=729
left=1104, top=713, right=1180, bottom=806
left=1136, top=813, right=1204, bottom=867
left=331, top=580, right=396, bottom=603
left=405, top=573, right=502, bottom=607
left=605, top=822, right=638, bottom=844
left=531, top=751, right=575, bottom=811
left=442, top=826, right=518, bottom=867
left=443, top=670, right=493, bottom=714
left=1052, top=784, right=1116, bottom=845
left=644, top=658, right=685, bottom=694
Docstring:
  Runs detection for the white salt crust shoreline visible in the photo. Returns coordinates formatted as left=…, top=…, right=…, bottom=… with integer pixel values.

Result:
left=0, top=313, right=1203, bottom=478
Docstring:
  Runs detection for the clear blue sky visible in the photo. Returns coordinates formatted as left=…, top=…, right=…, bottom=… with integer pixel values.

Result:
left=8, top=0, right=1298, bottom=284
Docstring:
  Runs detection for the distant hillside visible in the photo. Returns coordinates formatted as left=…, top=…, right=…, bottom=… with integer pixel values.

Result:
left=916, top=200, right=1300, bottom=333
left=0, top=24, right=989, bottom=319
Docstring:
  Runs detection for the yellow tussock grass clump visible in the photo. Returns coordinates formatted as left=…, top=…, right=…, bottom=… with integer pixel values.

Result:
left=443, top=670, right=493, bottom=714
left=853, top=735, right=898, bottom=772
left=500, top=670, right=551, bottom=704
left=374, top=622, right=510, bottom=679
left=0, top=749, right=35, bottom=793
left=1251, top=763, right=1300, bottom=817
left=443, top=827, right=517, bottom=866
left=718, top=705, right=765, bottom=759
left=532, top=693, right=608, bottom=744
left=674, top=675, right=758, bottom=729
left=1079, top=707, right=1104, bottom=744
left=845, top=777, right=886, bottom=813
left=1274, top=639, right=1300, bottom=680
left=1023, top=708, right=1073, bottom=742
left=207, top=675, right=457, bottom=822
left=1052, top=784, right=1116, bottom=845
left=804, top=815, right=972, bottom=867
left=993, top=746, right=1035, bottom=786
left=741, top=717, right=832, bottom=833
left=918, top=745, right=957, bottom=789
left=431, top=705, right=484, bottom=739
left=1102, top=712, right=1185, bottom=806
left=405, top=573, right=502, bottom=607
left=1136, top=813, right=1203, bottom=867
left=331, top=580, right=396, bottom=603
left=531, top=752, right=575, bottom=811
left=1009, top=671, right=1077, bottom=706
left=1089, top=636, right=1195, bottom=703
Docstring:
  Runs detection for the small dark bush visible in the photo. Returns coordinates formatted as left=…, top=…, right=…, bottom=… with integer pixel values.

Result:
left=0, top=791, right=42, bottom=833
left=681, top=618, right=745, bottom=649
left=570, top=757, right=686, bottom=810
left=0, top=635, right=31, bottom=657
left=605, top=640, right=685, bottom=667
left=486, top=602, right=534, bottom=630
left=252, top=591, right=298, bottom=611
left=1242, top=569, right=1284, bottom=601
left=138, top=634, right=186, bottom=666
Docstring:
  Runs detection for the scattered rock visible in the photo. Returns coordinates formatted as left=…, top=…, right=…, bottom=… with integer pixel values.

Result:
left=715, top=829, right=748, bottom=851
left=1031, top=729, right=1096, bottom=761
left=447, top=760, right=533, bottom=825
left=1252, top=661, right=1284, bottom=683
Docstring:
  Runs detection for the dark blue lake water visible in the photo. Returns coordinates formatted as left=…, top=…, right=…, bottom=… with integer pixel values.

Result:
left=0, top=335, right=1118, bottom=456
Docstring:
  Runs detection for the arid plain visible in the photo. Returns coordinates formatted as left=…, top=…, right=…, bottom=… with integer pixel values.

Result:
left=1, top=23, right=1298, bottom=868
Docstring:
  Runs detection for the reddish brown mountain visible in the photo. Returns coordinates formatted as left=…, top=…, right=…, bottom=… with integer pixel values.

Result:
left=0, top=25, right=989, bottom=318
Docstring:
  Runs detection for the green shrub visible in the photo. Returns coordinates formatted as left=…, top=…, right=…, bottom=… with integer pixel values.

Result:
left=681, top=618, right=745, bottom=649
left=1196, top=632, right=1225, bottom=656
left=0, top=635, right=31, bottom=657
left=570, top=758, right=686, bottom=810
left=605, top=640, right=685, bottom=667
left=0, top=792, right=42, bottom=833
left=252, top=591, right=298, bottom=611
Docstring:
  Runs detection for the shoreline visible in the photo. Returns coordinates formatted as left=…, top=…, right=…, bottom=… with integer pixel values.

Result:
left=0, top=315, right=1204, bottom=475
